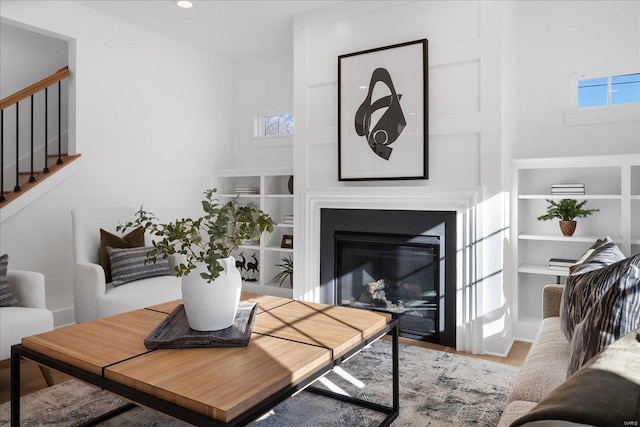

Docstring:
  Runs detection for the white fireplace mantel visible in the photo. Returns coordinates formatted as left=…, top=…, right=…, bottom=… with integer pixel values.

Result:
left=294, top=185, right=485, bottom=353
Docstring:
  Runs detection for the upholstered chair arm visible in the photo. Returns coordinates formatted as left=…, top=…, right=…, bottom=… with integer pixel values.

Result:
left=73, top=262, right=106, bottom=324
left=542, top=284, right=564, bottom=319
left=6, top=270, right=46, bottom=309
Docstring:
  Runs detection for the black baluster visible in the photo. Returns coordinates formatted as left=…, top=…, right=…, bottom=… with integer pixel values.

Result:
left=57, top=81, right=62, bottom=165
left=43, top=87, right=49, bottom=174
left=14, top=102, right=20, bottom=192
left=29, top=95, right=35, bottom=183
left=1, top=109, right=5, bottom=202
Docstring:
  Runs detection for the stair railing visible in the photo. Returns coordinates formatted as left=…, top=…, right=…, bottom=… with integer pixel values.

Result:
left=0, top=66, right=70, bottom=202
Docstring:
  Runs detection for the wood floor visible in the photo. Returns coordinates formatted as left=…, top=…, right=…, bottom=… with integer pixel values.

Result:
left=0, top=340, right=530, bottom=405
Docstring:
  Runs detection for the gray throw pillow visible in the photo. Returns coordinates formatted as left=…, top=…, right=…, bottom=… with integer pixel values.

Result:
left=567, top=261, right=640, bottom=376
left=106, top=246, right=172, bottom=287
left=0, top=253, right=18, bottom=307
left=560, top=237, right=625, bottom=340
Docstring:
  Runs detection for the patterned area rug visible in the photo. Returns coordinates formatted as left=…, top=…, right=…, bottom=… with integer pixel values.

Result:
left=0, top=340, right=519, bottom=426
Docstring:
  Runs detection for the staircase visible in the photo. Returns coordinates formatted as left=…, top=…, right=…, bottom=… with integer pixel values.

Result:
left=0, top=66, right=79, bottom=211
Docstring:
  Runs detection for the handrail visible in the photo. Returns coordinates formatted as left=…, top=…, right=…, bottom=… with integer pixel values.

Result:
left=0, top=66, right=70, bottom=110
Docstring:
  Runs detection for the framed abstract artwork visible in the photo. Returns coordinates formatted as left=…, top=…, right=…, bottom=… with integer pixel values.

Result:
left=338, top=39, right=428, bottom=181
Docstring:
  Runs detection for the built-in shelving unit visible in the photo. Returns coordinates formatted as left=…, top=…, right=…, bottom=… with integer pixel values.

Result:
left=213, top=167, right=294, bottom=298
left=511, top=154, right=640, bottom=340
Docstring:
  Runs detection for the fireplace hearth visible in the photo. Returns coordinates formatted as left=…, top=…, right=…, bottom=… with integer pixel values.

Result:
left=320, top=209, right=456, bottom=347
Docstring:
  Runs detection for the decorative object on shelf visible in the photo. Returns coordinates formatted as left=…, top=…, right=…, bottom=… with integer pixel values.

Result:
left=288, top=175, right=294, bottom=194
left=548, top=258, right=578, bottom=272
left=551, top=183, right=585, bottom=195
left=234, top=187, right=259, bottom=195
left=245, top=253, right=259, bottom=282
left=281, top=234, right=293, bottom=249
left=117, top=189, right=274, bottom=330
left=235, top=251, right=246, bottom=275
left=338, top=39, right=428, bottom=181
left=537, top=199, right=599, bottom=237
left=281, top=214, right=294, bottom=225
left=273, top=256, right=293, bottom=288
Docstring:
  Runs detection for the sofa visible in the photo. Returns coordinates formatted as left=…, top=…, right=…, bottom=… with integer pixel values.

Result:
left=498, top=237, right=640, bottom=426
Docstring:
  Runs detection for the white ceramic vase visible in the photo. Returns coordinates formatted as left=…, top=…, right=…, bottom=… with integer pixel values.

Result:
left=181, top=256, right=242, bottom=331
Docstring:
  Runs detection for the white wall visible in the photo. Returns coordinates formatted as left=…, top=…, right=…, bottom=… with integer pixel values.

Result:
left=0, top=1, right=233, bottom=326
left=229, top=52, right=294, bottom=170
left=514, top=0, right=640, bottom=158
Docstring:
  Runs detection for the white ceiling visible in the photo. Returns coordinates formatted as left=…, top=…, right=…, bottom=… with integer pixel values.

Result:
left=73, top=0, right=339, bottom=60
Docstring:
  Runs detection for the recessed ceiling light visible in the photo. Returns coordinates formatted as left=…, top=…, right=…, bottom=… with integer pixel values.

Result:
left=175, top=0, right=193, bottom=8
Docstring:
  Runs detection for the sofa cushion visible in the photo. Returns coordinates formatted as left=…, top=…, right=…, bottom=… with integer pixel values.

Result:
left=99, top=227, right=145, bottom=283
left=98, top=274, right=182, bottom=318
left=106, top=246, right=172, bottom=287
left=0, top=306, right=54, bottom=360
left=511, top=328, right=640, bottom=427
left=560, top=237, right=626, bottom=340
left=567, top=263, right=640, bottom=376
left=0, top=254, right=17, bottom=307
left=507, top=317, right=570, bottom=404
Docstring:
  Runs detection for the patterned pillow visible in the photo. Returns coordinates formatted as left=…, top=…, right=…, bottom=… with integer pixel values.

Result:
left=106, top=246, right=172, bottom=287
left=560, top=237, right=626, bottom=340
left=0, top=253, right=18, bottom=307
left=567, top=263, right=640, bottom=376
left=99, top=227, right=145, bottom=283
left=570, top=236, right=624, bottom=276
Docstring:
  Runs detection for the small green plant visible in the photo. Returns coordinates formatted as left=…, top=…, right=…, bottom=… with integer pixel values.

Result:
left=537, top=199, right=598, bottom=222
left=118, top=189, right=274, bottom=283
left=272, top=256, right=293, bottom=287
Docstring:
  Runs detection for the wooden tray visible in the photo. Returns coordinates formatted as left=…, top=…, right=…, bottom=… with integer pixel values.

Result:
left=144, top=302, right=258, bottom=349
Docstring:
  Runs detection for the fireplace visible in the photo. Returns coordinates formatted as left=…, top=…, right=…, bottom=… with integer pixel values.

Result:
left=320, top=209, right=456, bottom=347
left=336, top=231, right=440, bottom=340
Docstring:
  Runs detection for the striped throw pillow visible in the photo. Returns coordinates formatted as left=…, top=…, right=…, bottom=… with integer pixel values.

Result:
left=0, top=253, right=18, bottom=307
left=560, top=237, right=625, bottom=340
left=106, top=246, right=172, bottom=287
left=568, top=262, right=640, bottom=376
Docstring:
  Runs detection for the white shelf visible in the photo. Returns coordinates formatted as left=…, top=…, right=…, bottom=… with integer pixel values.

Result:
left=519, top=263, right=569, bottom=277
left=518, top=233, right=622, bottom=243
left=518, top=194, right=622, bottom=200
left=512, top=154, right=640, bottom=332
left=213, top=168, right=294, bottom=299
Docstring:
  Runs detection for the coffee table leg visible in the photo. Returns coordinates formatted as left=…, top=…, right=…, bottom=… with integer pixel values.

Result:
left=10, top=345, right=21, bottom=427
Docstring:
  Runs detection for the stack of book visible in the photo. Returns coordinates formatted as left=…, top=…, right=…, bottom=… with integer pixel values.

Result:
left=281, top=214, right=294, bottom=225
left=235, top=187, right=259, bottom=195
left=551, top=183, right=585, bottom=195
left=548, top=258, right=577, bottom=272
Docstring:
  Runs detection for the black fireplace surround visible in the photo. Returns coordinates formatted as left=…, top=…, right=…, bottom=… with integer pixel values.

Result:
left=320, top=209, right=456, bottom=347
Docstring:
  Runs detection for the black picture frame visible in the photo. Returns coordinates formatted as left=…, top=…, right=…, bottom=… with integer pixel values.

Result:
left=338, top=39, right=428, bottom=181
left=281, top=235, right=293, bottom=249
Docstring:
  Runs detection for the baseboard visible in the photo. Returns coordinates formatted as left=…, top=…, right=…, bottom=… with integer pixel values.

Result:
left=53, top=306, right=76, bottom=328
left=483, top=335, right=515, bottom=357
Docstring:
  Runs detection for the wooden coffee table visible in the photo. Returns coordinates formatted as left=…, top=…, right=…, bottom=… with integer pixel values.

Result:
left=11, top=293, right=399, bottom=426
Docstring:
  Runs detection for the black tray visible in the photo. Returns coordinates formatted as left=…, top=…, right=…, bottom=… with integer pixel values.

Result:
left=144, top=301, right=258, bottom=349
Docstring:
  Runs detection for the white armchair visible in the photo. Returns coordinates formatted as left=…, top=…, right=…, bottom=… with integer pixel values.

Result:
left=0, top=270, right=54, bottom=361
left=71, top=207, right=182, bottom=323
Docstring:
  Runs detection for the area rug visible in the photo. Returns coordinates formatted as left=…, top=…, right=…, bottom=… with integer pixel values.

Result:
left=0, top=340, right=519, bottom=426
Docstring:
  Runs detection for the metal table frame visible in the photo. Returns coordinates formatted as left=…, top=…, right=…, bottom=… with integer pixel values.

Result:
left=11, top=319, right=399, bottom=427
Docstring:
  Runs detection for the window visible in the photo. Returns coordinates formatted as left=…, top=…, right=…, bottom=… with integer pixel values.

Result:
left=578, top=73, right=640, bottom=108
left=257, top=112, right=294, bottom=137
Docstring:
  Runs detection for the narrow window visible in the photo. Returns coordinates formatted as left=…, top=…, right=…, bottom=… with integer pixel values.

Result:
left=578, top=73, right=640, bottom=108
left=258, top=112, right=294, bottom=137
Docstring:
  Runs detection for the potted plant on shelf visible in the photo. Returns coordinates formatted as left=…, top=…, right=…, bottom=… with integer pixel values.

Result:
left=537, top=198, right=598, bottom=237
left=273, top=256, right=293, bottom=288
left=118, top=189, right=274, bottom=331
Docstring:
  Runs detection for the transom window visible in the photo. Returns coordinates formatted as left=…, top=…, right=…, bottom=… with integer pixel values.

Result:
left=578, top=73, right=640, bottom=108
left=257, top=112, right=294, bottom=137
